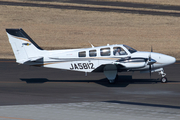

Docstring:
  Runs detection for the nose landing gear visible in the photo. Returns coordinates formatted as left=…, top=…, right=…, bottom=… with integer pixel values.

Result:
left=159, top=70, right=167, bottom=83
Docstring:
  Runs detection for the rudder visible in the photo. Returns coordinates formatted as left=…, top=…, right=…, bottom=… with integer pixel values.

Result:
left=6, top=28, right=43, bottom=64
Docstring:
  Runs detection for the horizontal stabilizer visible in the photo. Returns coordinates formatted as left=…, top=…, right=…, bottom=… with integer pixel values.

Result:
left=18, top=57, right=43, bottom=64
left=28, top=57, right=43, bottom=62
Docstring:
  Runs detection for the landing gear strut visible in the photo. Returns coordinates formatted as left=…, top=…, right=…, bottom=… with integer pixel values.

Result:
left=159, top=70, right=167, bottom=83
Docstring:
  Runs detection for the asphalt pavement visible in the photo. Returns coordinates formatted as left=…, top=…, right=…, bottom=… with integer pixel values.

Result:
left=0, top=59, right=180, bottom=120
left=0, top=59, right=180, bottom=106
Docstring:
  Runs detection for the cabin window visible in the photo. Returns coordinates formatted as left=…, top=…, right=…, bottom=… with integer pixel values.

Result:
left=89, top=50, right=97, bottom=57
left=113, top=47, right=127, bottom=56
left=78, top=51, right=86, bottom=57
left=100, top=48, right=110, bottom=56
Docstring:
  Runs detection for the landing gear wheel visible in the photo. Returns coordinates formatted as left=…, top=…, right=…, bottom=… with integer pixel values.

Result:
left=108, top=74, right=118, bottom=84
left=108, top=80, right=115, bottom=84
left=161, top=77, right=167, bottom=83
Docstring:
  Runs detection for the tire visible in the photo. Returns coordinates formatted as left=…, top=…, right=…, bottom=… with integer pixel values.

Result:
left=108, top=74, right=118, bottom=84
left=161, top=77, right=167, bottom=83
left=108, top=80, right=115, bottom=84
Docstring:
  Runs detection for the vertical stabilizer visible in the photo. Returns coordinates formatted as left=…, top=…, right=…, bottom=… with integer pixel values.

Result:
left=6, top=28, right=43, bottom=64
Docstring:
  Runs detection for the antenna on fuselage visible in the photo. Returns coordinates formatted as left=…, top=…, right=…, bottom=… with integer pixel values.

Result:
left=88, top=41, right=94, bottom=48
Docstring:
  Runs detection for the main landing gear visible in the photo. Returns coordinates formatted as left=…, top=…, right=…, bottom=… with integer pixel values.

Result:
left=108, top=74, right=118, bottom=84
left=159, top=70, right=167, bottom=83
left=103, top=64, right=118, bottom=84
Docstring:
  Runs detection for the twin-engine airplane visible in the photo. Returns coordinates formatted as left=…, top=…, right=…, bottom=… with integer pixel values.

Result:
left=6, top=28, right=176, bottom=84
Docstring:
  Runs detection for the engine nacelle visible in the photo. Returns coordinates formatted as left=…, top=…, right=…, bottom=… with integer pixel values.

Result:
left=140, top=68, right=163, bottom=73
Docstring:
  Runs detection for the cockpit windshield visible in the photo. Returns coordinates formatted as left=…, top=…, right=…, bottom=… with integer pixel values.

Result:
left=123, top=45, right=137, bottom=54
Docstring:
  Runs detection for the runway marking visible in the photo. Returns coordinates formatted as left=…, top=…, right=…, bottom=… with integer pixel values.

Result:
left=0, top=116, right=33, bottom=120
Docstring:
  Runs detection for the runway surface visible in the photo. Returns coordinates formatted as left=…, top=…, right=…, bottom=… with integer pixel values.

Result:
left=0, top=59, right=180, bottom=120
left=0, top=59, right=180, bottom=106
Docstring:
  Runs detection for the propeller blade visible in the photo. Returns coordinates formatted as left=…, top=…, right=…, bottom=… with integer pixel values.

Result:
left=149, top=54, right=151, bottom=61
left=151, top=46, right=153, bottom=52
left=149, top=46, right=153, bottom=78
left=149, top=64, right=151, bottom=78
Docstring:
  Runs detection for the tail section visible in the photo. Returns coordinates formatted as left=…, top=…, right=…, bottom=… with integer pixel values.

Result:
left=6, top=28, right=43, bottom=64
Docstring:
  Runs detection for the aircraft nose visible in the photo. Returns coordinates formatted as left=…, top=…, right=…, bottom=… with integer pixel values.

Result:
left=163, top=55, right=176, bottom=65
left=169, top=56, right=176, bottom=64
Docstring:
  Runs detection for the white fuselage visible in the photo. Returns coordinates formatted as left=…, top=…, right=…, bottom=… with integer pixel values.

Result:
left=28, top=44, right=175, bottom=73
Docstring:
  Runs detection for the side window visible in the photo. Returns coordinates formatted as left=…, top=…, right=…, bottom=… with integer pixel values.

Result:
left=113, top=47, right=127, bottom=56
left=89, top=50, right=97, bottom=57
left=100, top=48, right=110, bottom=56
left=78, top=51, right=86, bottom=57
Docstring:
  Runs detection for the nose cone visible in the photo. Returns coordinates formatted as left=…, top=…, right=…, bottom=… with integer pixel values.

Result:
left=161, top=55, right=176, bottom=65
left=169, top=56, right=176, bottom=64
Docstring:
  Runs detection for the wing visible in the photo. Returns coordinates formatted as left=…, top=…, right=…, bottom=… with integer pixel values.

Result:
left=92, top=57, right=147, bottom=72
left=92, top=64, right=126, bottom=72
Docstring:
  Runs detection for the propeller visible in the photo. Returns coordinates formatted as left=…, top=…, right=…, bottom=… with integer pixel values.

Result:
left=151, top=46, right=153, bottom=52
left=147, top=46, right=156, bottom=78
left=149, top=54, right=152, bottom=78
